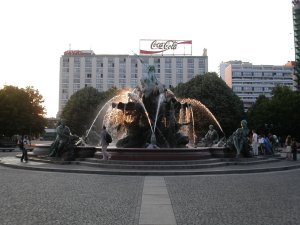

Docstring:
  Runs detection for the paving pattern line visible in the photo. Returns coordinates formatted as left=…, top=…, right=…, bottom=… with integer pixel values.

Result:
left=139, top=176, right=177, bottom=225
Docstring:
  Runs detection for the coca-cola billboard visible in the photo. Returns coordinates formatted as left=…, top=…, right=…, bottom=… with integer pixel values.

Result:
left=64, top=50, right=95, bottom=56
left=139, top=39, right=192, bottom=55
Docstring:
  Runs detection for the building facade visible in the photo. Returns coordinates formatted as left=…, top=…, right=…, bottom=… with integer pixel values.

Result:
left=293, top=0, right=300, bottom=87
left=219, top=60, right=243, bottom=80
left=58, top=50, right=208, bottom=115
left=224, top=62, right=297, bottom=111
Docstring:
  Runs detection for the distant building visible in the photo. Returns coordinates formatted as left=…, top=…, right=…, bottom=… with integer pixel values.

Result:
left=224, top=62, right=297, bottom=111
left=293, top=0, right=300, bottom=87
left=58, top=50, right=208, bottom=116
left=219, top=60, right=244, bottom=80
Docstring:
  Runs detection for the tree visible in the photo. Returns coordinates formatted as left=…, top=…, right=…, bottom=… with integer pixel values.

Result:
left=247, top=95, right=271, bottom=134
left=61, top=87, right=118, bottom=136
left=247, top=86, right=300, bottom=140
left=0, top=85, right=47, bottom=137
left=173, top=73, right=245, bottom=137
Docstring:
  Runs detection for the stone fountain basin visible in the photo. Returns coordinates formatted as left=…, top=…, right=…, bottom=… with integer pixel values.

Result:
left=33, top=144, right=52, bottom=156
left=94, top=146, right=230, bottom=161
left=32, top=144, right=231, bottom=161
left=33, top=144, right=96, bottom=158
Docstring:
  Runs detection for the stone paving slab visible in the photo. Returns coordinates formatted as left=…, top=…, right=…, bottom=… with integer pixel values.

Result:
left=139, top=177, right=177, bottom=225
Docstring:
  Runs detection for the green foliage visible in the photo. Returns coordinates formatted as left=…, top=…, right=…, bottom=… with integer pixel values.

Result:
left=0, top=85, right=47, bottom=137
left=247, top=86, right=300, bottom=140
left=173, top=73, right=245, bottom=137
left=61, top=87, right=118, bottom=136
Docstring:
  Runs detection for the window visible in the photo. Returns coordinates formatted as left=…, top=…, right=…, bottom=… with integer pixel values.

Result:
left=85, top=57, right=92, bottom=66
left=242, top=72, right=252, bottom=76
left=165, top=58, right=172, bottom=63
left=176, top=68, right=183, bottom=74
left=85, top=67, right=92, bottom=73
left=187, top=58, right=194, bottom=64
left=263, top=72, right=272, bottom=76
left=73, top=78, right=80, bottom=83
left=176, top=58, right=183, bottom=68
left=74, top=58, right=81, bottom=67
left=96, top=58, right=103, bottom=67
left=154, top=58, right=160, bottom=63
left=62, top=68, right=69, bottom=73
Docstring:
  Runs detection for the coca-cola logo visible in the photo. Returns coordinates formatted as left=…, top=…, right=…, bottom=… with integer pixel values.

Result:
left=139, top=39, right=192, bottom=55
left=64, top=50, right=94, bottom=56
left=150, top=40, right=178, bottom=50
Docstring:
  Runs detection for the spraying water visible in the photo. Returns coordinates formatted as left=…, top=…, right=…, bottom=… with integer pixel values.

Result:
left=128, top=92, right=154, bottom=135
left=86, top=91, right=130, bottom=138
left=153, top=93, right=165, bottom=133
left=190, top=106, right=196, bottom=144
left=181, top=98, right=224, bottom=134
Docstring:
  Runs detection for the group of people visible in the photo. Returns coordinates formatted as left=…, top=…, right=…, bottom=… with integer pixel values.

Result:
left=251, top=131, right=278, bottom=156
left=251, top=130, right=297, bottom=160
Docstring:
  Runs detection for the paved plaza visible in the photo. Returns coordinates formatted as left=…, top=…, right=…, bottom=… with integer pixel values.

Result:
left=1, top=151, right=300, bottom=225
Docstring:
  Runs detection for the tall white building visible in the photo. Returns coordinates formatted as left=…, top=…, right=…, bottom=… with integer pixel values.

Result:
left=224, top=61, right=297, bottom=111
left=59, top=50, right=208, bottom=115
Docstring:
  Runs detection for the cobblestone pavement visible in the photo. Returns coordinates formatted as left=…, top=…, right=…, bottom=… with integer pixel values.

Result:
left=1, top=160, right=300, bottom=225
left=0, top=149, right=20, bottom=157
left=165, top=169, right=300, bottom=225
left=0, top=166, right=144, bottom=225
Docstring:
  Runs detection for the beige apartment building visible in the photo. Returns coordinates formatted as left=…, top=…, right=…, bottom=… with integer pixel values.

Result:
left=58, top=50, right=208, bottom=115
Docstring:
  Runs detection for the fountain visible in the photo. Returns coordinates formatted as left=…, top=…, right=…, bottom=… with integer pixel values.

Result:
left=33, top=60, right=228, bottom=161
left=82, top=59, right=226, bottom=160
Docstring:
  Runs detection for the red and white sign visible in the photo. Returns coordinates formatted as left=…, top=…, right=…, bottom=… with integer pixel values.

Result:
left=139, top=39, right=192, bottom=55
left=64, top=50, right=95, bottom=56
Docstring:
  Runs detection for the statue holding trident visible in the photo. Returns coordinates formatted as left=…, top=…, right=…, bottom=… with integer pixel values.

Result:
left=132, top=52, right=166, bottom=99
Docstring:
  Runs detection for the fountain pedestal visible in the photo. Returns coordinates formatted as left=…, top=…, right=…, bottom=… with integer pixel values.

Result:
left=94, top=147, right=224, bottom=161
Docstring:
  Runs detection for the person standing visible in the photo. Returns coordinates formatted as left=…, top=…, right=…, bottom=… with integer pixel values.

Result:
left=285, top=135, right=292, bottom=160
left=99, top=126, right=111, bottom=160
left=252, top=129, right=259, bottom=156
left=19, top=135, right=28, bottom=162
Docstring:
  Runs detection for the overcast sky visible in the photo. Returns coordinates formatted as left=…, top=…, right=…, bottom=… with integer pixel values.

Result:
left=0, top=0, right=295, bottom=117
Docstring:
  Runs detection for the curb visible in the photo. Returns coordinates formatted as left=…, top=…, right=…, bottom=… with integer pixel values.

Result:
left=1, top=157, right=300, bottom=176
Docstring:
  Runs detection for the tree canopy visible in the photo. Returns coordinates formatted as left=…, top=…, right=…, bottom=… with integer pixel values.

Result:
left=173, top=73, right=245, bottom=137
left=0, top=85, right=47, bottom=137
left=247, top=86, right=300, bottom=140
left=61, top=87, right=118, bottom=136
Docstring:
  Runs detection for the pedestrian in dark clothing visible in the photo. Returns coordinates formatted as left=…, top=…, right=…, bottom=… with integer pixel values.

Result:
left=99, top=126, right=111, bottom=160
left=292, top=138, right=297, bottom=161
left=19, top=135, right=28, bottom=162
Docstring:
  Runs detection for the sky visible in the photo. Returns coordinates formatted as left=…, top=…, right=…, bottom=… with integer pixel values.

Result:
left=0, top=0, right=295, bottom=118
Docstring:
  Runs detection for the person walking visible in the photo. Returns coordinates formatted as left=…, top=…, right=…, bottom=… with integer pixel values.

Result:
left=252, top=129, right=259, bottom=156
left=99, top=126, right=111, bottom=160
left=19, top=135, right=28, bottom=162
left=285, top=135, right=292, bottom=160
